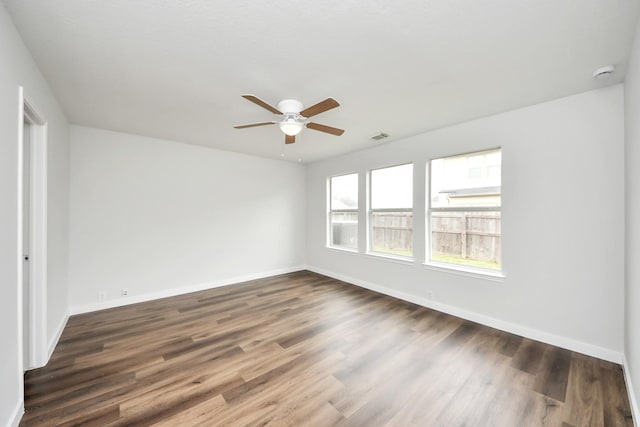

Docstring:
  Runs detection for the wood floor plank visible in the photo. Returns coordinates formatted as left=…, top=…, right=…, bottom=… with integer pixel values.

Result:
left=562, top=353, right=605, bottom=426
left=496, top=331, right=523, bottom=357
left=534, top=346, right=572, bottom=402
left=20, top=271, right=634, bottom=426
left=511, top=338, right=547, bottom=375
left=149, top=394, right=228, bottom=427
left=600, top=362, right=634, bottom=426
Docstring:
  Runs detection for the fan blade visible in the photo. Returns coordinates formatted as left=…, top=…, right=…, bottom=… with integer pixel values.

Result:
left=285, top=134, right=296, bottom=144
left=242, top=94, right=282, bottom=114
left=300, top=98, right=340, bottom=118
left=234, top=122, right=276, bottom=129
left=306, top=122, right=345, bottom=136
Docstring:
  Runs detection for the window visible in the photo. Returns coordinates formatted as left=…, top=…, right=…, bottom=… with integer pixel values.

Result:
left=369, top=163, right=413, bottom=257
left=429, top=149, right=501, bottom=271
left=329, top=173, right=358, bottom=250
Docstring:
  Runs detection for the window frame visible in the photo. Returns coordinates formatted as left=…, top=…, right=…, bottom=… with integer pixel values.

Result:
left=327, top=172, right=359, bottom=252
left=367, top=162, right=414, bottom=259
left=427, top=148, right=502, bottom=275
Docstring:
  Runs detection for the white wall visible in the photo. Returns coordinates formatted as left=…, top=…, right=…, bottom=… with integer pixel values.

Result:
left=0, top=4, right=70, bottom=426
left=69, top=126, right=306, bottom=310
left=624, top=13, right=640, bottom=420
left=306, top=85, right=625, bottom=361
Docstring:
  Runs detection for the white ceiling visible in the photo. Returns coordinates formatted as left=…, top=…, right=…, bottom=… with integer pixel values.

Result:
left=3, top=0, right=639, bottom=163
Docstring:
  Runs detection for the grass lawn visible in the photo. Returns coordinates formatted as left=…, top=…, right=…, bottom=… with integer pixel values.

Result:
left=431, top=253, right=500, bottom=270
left=368, top=248, right=500, bottom=271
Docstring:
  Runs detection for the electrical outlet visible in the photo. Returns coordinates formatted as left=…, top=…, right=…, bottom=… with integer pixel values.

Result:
left=122, top=288, right=128, bottom=296
left=98, top=292, right=106, bottom=301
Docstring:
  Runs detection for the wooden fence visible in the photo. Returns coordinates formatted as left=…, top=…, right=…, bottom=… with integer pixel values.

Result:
left=431, top=212, right=501, bottom=263
left=332, top=212, right=501, bottom=263
left=371, top=212, right=413, bottom=252
left=331, top=212, right=358, bottom=248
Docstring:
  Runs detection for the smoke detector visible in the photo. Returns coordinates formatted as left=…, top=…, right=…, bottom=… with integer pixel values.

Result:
left=592, top=65, right=615, bottom=79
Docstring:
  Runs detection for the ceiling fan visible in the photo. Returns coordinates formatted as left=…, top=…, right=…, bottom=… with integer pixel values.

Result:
left=234, top=94, right=344, bottom=144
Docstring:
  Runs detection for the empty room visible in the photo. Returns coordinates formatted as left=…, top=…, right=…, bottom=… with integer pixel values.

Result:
left=3, top=0, right=640, bottom=426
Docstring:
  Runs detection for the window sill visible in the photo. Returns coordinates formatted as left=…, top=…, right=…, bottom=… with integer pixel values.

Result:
left=423, top=261, right=505, bottom=282
left=365, top=251, right=414, bottom=265
left=326, top=245, right=359, bottom=255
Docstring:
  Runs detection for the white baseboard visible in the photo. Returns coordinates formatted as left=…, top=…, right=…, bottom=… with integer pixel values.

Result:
left=623, top=354, right=640, bottom=426
left=69, top=266, right=306, bottom=315
left=305, top=265, right=623, bottom=364
left=7, top=400, right=23, bottom=427
left=48, top=310, right=69, bottom=361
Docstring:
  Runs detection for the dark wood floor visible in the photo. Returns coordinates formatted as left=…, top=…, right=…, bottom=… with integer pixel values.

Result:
left=22, top=271, right=633, bottom=426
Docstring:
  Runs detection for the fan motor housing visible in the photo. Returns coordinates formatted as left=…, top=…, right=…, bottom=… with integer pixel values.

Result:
left=277, top=99, right=304, bottom=114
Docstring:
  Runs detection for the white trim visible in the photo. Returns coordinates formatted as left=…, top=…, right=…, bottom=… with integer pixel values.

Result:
left=363, top=251, right=414, bottom=265
left=305, top=265, right=623, bottom=363
left=325, top=246, right=359, bottom=255
left=423, top=261, right=505, bottom=282
left=69, top=266, right=306, bottom=315
left=48, top=311, right=69, bottom=360
left=369, top=208, right=413, bottom=213
left=623, top=354, right=640, bottom=426
left=29, top=119, right=47, bottom=368
left=15, top=88, right=25, bottom=415
left=7, top=401, right=23, bottom=427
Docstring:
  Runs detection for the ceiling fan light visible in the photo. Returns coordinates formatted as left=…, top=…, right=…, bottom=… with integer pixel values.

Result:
left=279, top=120, right=303, bottom=136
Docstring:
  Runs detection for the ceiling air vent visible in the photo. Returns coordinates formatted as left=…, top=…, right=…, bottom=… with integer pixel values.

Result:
left=370, top=132, right=389, bottom=141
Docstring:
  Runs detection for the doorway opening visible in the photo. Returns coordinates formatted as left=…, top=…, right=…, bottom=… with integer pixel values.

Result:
left=19, top=87, right=48, bottom=372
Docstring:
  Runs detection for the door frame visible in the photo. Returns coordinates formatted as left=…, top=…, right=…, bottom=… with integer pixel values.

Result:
left=18, top=87, right=48, bottom=370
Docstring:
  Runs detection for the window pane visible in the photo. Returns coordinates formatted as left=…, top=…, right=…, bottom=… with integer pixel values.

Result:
left=329, top=173, right=358, bottom=250
left=331, top=174, right=358, bottom=209
left=330, top=211, right=358, bottom=249
left=431, top=149, right=501, bottom=208
left=371, top=211, right=413, bottom=256
left=430, top=211, right=501, bottom=270
left=371, top=164, right=413, bottom=209
left=430, top=149, right=502, bottom=271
